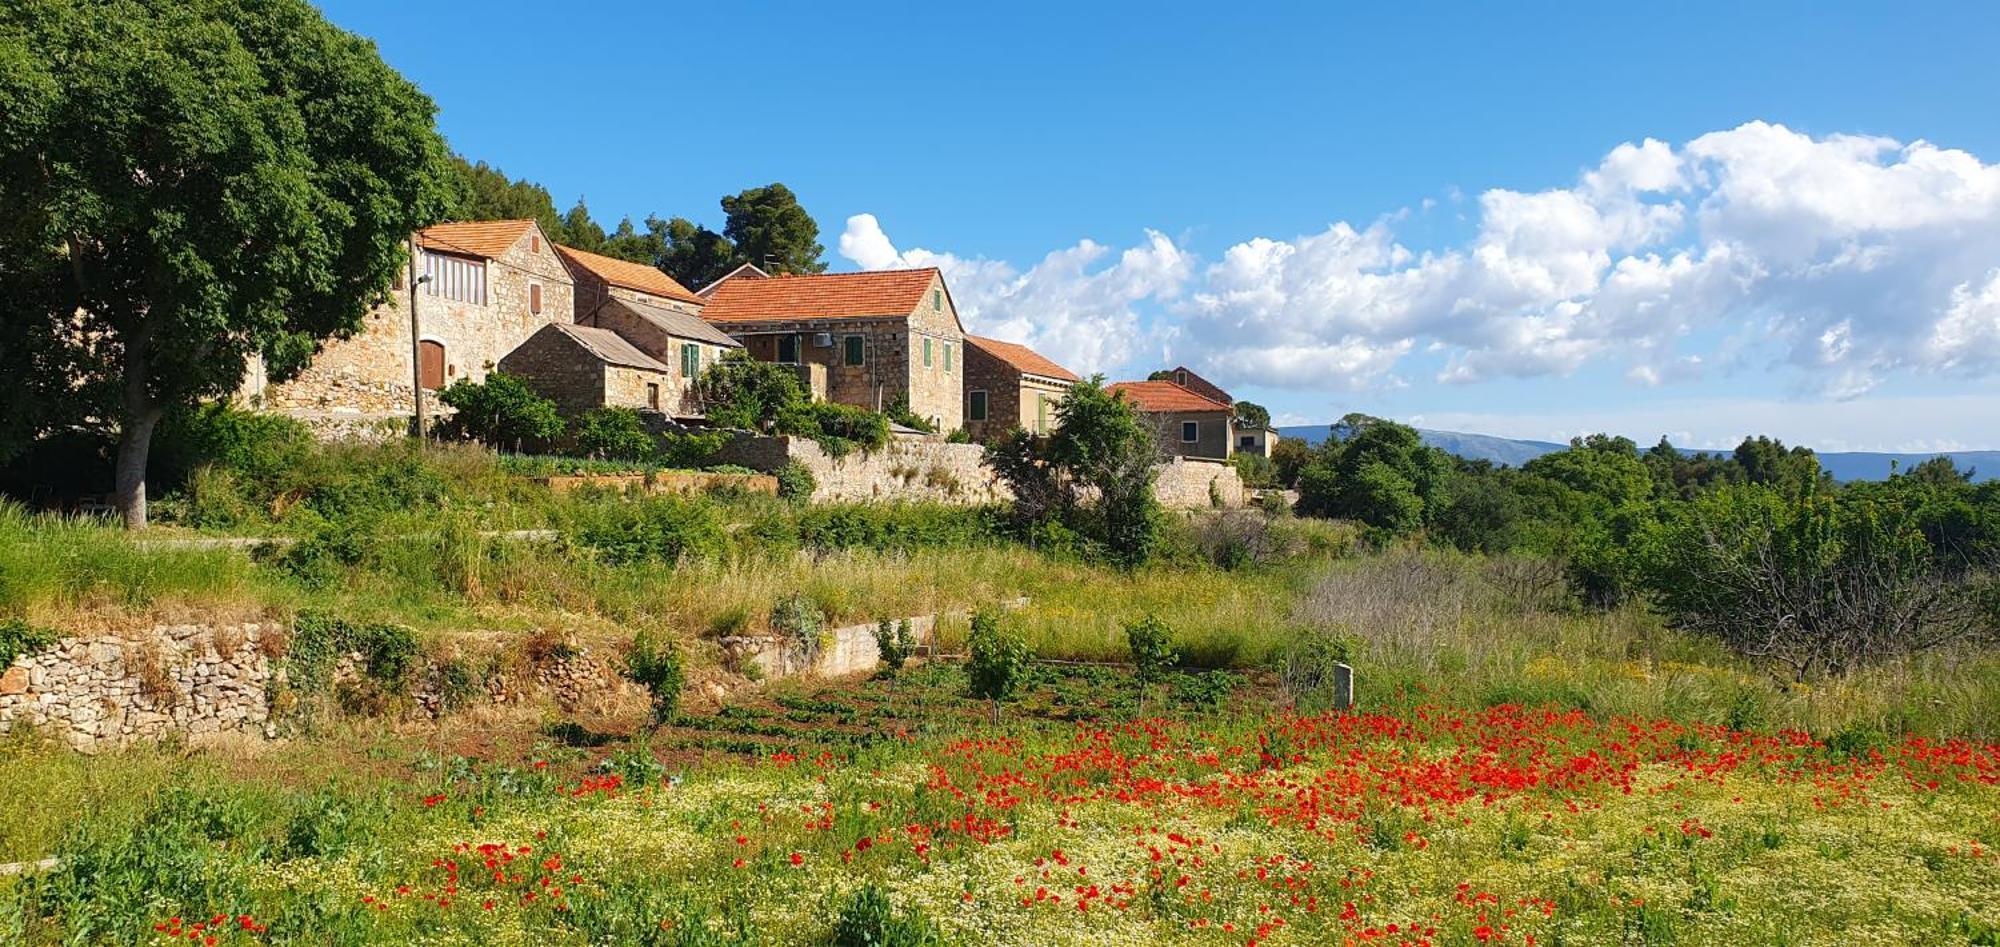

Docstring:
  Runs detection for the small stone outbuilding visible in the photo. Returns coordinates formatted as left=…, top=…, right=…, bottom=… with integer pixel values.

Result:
left=498, top=323, right=675, bottom=416
left=962, top=335, right=1078, bottom=440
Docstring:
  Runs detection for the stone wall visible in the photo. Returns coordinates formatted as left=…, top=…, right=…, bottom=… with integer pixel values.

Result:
left=0, top=623, right=276, bottom=751
left=712, top=432, right=1004, bottom=504
left=256, top=222, right=575, bottom=413
left=710, top=431, right=1242, bottom=508
left=724, top=614, right=944, bottom=679
left=497, top=325, right=608, bottom=415
left=1155, top=457, right=1246, bottom=508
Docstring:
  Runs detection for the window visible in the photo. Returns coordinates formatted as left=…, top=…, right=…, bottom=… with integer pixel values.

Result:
left=681, top=343, right=701, bottom=378
left=421, top=251, right=487, bottom=305
left=843, top=335, right=865, bottom=366
left=968, top=390, right=988, bottom=422
left=1181, top=421, right=1199, bottom=443
left=646, top=383, right=660, bottom=410
left=1240, top=435, right=1256, bottom=449
left=529, top=283, right=542, bottom=315
left=943, top=343, right=953, bottom=374
left=777, top=334, right=800, bottom=364
left=933, top=289, right=942, bottom=310
left=1036, top=394, right=1049, bottom=433
left=1175, top=369, right=1188, bottom=387
left=923, top=337, right=933, bottom=368
left=531, top=235, right=541, bottom=253
left=418, top=340, right=445, bottom=390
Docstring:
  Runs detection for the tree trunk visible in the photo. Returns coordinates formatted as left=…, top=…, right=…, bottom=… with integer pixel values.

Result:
left=115, top=339, right=162, bottom=530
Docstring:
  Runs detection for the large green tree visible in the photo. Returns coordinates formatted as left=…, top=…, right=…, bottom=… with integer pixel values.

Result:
left=0, top=0, right=456, bottom=527
left=721, top=183, right=827, bottom=276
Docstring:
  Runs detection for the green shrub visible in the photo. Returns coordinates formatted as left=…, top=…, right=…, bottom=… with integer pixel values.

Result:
left=0, top=617, right=57, bottom=667
left=830, top=883, right=943, bottom=947
left=778, top=401, right=890, bottom=458
left=883, top=395, right=937, bottom=434
left=266, top=519, right=376, bottom=589
left=571, top=407, right=656, bottom=461
left=435, top=372, right=564, bottom=450
left=274, top=612, right=425, bottom=731
left=660, top=430, right=729, bottom=469
left=151, top=402, right=314, bottom=488
left=776, top=461, right=817, bottom=501
left=771, top=594, right=824, bottom=665
left=1123, top=614, right=1178, bottom=696
left=794, top=503, right=1000, bottom=554
left=1280, top=630, right=1352, bottom=711
left=624, top=632, right=686, bottom=727
left=694, top=354, right=808, bottom=432
left=569, top=496, right=729, bottom=565
left=966, top=608, right=1031, bottom=724
left=874, top=618, right=916, bottom=673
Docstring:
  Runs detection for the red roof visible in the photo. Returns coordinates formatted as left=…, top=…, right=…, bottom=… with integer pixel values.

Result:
left=1106, top=380, right=1232, bottom=413
left=967, top=336, right=1078, bottom=382
left=556, top=244, right=703, bottom=305
left=699, top=268, right=941, bottom=324
left=417, top=219, right=536, bottom=260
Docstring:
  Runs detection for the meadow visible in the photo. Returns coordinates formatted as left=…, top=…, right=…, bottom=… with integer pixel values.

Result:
left=0, top=443, right=1996, bottom=945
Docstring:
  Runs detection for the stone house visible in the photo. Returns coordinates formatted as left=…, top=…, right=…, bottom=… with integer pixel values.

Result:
left=248, top=219, right=575, bottom=418
left=557, top=243, right=706, bottom=318
left=496, top=323, right=678, bottom=417
left=962, top=336, right=1078, bottom=440
left=1156, top=365, right=1233, bottom=406
left=1105, top=380, right=1236, bottom=460
left=697, top=266, right=967, bottom=431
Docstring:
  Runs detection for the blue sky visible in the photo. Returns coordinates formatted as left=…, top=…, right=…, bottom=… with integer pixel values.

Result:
left=321, top=1, right=2000, bottom=451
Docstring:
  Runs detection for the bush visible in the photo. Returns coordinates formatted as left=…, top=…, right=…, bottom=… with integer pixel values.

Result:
left=830, top=883, right=942, bottom=947
left=435, top=372, right=564, bottom=450
left=694, top=354, right=808, bottom=432
left=966, top=608, right=1031, bottom=724
left=267, top=518, right=375, bottom=589
left=874, top=618, right=916, bottom=673
left=1230, top=452, right=1277, bottom=489
left=624, top=632, right=686, bottom=727
left=883, top=395, right=937, bottom=434
left=151, top=402, right=314, bottom=489
left=778, top=401, right=890, bottom=458
left=776, top=461, right=816, bottom=501
left=0, top=617, right=57, bottom=667
left=570, top=407, right=655, bottom=462
left=568, top=496, right=729, bottom=565
left=771, top=594, right=824, bottom=665
left=274, top=612, right=425, bottom=730
left=660, top=430, right=728, bottom=469
left=1123, top=614, right=1177, bottom=707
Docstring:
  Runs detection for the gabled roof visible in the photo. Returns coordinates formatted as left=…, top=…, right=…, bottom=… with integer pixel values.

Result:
left=417, top=219, right=536, bottom=260
left=967, top=335, right=1079, bottom=382
left=556, top=245, right=704, bottom=305
left=697, top=262, right=769, bottom=297
left=550, top=323, right=670, bottom=373
left=1106, top=380, right=1233, bottom=413
left=698, top=268, right=941, bottom=324
left=595, top=296, right=741, bottom=349
left=1160, top=365, right=1233, bottom=406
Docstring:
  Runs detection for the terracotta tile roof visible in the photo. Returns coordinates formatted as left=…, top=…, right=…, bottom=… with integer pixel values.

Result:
left=416, top=219, right=536, bottom=260
left=551, top=323, right=670, bottom=373
left=967, top=336, right=1079, bottom=382
left=699, top=268, right=940, bottom=324
left=1106, top=380, right=1233, bottom=413
left=556, top=244, right=703, bottom=305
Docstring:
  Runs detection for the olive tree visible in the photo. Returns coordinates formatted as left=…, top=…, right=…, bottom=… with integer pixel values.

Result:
left=0, top=0, right=456, bottom=526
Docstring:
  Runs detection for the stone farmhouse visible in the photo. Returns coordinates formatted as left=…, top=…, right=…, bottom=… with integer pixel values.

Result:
left=248, top=219, right=576, bottom=418
left=697, top=266, right=968, bottom=431
left=1105, top=380, right=1236, bottom=460
left=1158, top=365, right=1234, bottom=408
left=962, top=336, right=1078, bottom=441
left=542, top=244, right=742, bottom=418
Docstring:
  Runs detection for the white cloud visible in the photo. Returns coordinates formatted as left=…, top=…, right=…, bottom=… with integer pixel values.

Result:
left=840, top=122, right=2000, bottom=405
left=836, top=216, right=1191, bottom=375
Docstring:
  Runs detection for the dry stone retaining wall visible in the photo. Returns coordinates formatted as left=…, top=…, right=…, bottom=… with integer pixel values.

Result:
left=0, top=623, right=275, bottom=752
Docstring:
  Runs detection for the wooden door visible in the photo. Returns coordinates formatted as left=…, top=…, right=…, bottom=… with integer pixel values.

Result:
left=419, top=340, right=445, bottom=390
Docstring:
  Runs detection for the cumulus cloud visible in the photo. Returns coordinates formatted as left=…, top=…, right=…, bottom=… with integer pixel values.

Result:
left=836, top=215, right=1191, bottom=374
left=841, top=122, right=2000, bottom=398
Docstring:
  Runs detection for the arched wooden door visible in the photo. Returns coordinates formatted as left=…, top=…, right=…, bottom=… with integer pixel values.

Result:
left=418, top=340, right=445, bottom=390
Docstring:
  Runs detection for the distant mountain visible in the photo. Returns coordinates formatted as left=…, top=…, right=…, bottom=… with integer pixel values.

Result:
left=1274, top=424, right=1997, bottom=483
